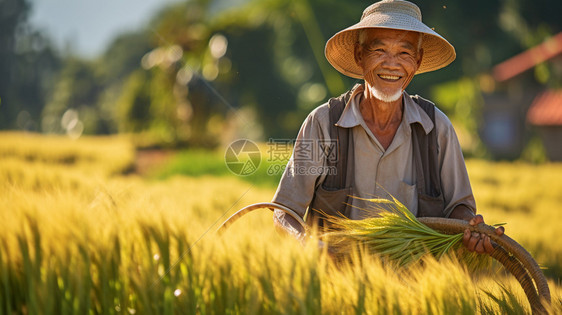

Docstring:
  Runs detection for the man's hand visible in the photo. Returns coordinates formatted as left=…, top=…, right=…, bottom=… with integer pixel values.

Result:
left=450, top=205, right=505, bottom=255
left=461, top=214, right=505, bottom=254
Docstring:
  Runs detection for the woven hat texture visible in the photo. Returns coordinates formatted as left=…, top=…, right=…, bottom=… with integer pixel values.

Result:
left=325, top=0, right=456, bottom=79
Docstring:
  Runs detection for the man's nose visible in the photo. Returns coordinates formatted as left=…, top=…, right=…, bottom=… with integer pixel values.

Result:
left=381, top=54, right=401, bottom=69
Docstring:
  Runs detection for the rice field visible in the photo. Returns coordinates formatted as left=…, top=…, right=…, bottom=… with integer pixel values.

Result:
left=1, top=132, right=561, bottom=314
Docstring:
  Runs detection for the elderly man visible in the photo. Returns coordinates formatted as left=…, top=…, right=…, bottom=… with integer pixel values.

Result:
left=272, top=0, right=503, bottom=254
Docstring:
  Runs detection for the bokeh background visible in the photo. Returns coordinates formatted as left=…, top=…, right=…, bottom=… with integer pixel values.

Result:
left=1, top=1, right=562, bottom=313
left=1, top=0, right=561, bottom=160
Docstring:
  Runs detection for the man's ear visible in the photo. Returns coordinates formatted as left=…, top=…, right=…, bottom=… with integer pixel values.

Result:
left=354, top=42, right=363, bottom=68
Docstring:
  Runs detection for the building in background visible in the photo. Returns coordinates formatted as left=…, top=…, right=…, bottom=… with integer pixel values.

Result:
left=527, top=90, right=562, bottom=160
left=481, top=32, right=562, bottom=160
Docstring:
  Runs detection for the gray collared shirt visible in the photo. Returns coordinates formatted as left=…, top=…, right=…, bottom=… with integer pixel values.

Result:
left=272, top=84, right=476, bottom=222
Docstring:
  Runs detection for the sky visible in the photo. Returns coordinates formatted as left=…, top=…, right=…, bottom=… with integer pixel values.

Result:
left=29, top=0, right=181, bottom=58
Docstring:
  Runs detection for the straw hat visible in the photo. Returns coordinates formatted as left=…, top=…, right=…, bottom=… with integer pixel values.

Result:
left=325, top=0, right=456, bottom=79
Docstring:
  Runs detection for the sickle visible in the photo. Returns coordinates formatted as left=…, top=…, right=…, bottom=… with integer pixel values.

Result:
left=217, top=202, right=551, bottom=314
left=217, top=202, right=308, bottom=235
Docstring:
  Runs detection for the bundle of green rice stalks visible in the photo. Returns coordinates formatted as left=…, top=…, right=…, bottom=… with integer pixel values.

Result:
left=321, top=197, right=492, bottom=269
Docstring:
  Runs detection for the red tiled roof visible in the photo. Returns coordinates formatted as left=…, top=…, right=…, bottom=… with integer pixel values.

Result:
left=493, top=32, right=562, bottom=82
left=527, top=89, right=562, bottom=126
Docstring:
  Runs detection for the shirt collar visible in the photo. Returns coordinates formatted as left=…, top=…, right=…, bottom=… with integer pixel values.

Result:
left=335, top=84, right=364, bottom=128
left=336, top=84, right=434, bottom=135
left=402, top=91, right=435, bottom=135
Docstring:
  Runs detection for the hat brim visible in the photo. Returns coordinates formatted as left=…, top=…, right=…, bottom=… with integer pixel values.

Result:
left=325, top=12, right=456, bottom=79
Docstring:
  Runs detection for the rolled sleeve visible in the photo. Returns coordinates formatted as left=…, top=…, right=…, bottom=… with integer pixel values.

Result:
left=272, top=105, right=330, bottom=218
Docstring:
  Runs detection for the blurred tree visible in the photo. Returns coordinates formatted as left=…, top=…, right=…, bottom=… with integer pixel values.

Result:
left=99, top=31, right=153, bottom=85
left=213, top=0, right=363, bottom=137
left=0, top=0, right=60, bottom=131
left=123, top=0, right=364, bottom=142
left=113, top=0, right=217, bottom=146
left=0, top=0, right=29, bottom=129
left=116, top=70, right=153, bottom=132
left=11, top=28, right=60, bottom=131
left=95, top=31, right=153, bottom=134
left=41, top=58, right=101, bottom=134
left=41, top=30, right=152, bottom=135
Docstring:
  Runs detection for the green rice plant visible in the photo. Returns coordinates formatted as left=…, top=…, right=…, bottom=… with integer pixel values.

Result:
left=323, top=196, right=489, bottom=268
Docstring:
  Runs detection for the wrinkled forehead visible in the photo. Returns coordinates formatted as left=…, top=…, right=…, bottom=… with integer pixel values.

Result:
left=361, top=28, right=421, bottom=47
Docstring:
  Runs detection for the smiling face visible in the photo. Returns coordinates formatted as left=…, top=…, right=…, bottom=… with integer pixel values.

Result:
left=355, top=28, right=423, bottom=102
